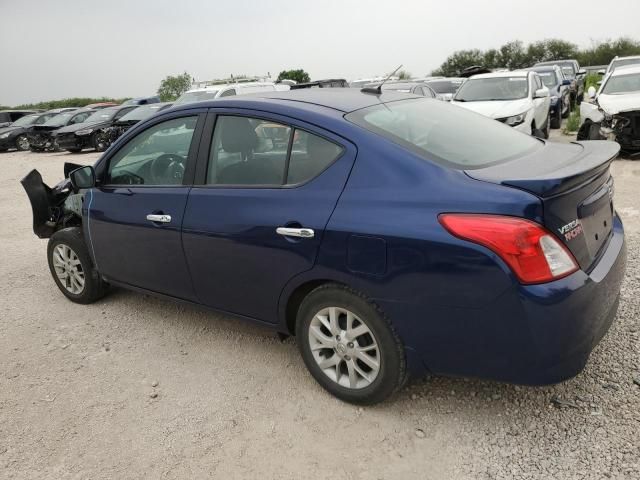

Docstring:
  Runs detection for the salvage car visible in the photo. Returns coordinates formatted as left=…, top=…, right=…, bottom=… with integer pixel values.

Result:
left=534, top=59, right=586, bottom=105
left=53, top=105, right=138, bottom=152
left=21, top=89, right=626, bottom=404
left=97, top=102, right=173, bottom=150
left=423, top=77, right=465, bottom=101
left=0, top=108, right=77, bottom=152
left=122, top=96, right=161, bottom=106
left=290, top=79, right=349, bottom=89
left=362, top=81, right=437, bottom=98
left=28, top=109, right=96, bottom=152
left=451, top=70, right=551, bottom=138
left=528, top=65, right=571, bottom=128
left=0, top=109, right=42, bottom=128
left=174, top=82, right=277, bottom=105
left=578, top=65, right=640, bottom=153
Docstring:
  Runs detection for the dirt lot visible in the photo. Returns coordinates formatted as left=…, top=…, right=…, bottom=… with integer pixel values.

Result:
left=1, top=131, right=639, bottom=479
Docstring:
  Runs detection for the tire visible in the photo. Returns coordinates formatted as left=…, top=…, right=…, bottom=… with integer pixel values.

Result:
left=66, top=148, right=82, bottom=153
left=93, top=132, right=109, bottom=152
left=47, top=227, right=108, bottom=304
left=296, top=284, right=407, bottom=405
left=561, top=100, right=570, bottom=119
left=15, top=135, right=30, bottom=151
left=542, top=113, right=550, bottom=139
left=551, top=106, right=562, bottom=129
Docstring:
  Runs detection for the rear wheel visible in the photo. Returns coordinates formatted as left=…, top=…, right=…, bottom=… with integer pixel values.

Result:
left=47, top=227, right=108, bottom=304
left=561, top=100, right=570, bottom=119
left=15, top=135, right=30, bottom=151
left=93, top=131, right=110, bottom=152
left=296, top=284, right=407, bottom=405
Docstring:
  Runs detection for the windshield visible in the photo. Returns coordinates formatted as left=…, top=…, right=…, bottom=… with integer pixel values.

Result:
left=174, top=90, right=219, bottom=105
left=454, top=77, right=528, bottom=101
left=602, top=73, right=640, bottom=95
left=85, top=109, right=117, bottom=123
left=535, top=71, right=558, bottom=88
left=346, top=98, right=541, bottom=169
left=10, top=114, right=40, bottom=127
left=426, top=80, right=464, bottom=94
left=611, top=58, right=640, bottom=72
left=118, top=104, right=167, bottom=122
left=43, top=112, right=74, bottom=127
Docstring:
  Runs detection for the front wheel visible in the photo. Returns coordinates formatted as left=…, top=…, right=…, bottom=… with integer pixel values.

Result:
left=47, top=227, right=108, bottom=304
left=15, top=135, right=30, bottom=151
left=296, top=284, right=407, bottom=405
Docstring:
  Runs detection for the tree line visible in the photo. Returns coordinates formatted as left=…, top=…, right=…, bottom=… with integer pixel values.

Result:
left=431, top=37, right=640, bottom=77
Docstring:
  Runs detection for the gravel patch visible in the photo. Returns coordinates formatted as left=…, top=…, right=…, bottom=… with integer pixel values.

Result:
left=0, top=150, right=638, bottom=479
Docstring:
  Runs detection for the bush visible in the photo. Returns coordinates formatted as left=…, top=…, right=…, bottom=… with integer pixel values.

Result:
left=583, top=73, right=601, bottom=94
left=564, top=109, right=581, bottom=134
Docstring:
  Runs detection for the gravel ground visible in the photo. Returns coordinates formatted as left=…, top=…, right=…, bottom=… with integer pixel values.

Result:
left=0, top=132, right=639, bottom=479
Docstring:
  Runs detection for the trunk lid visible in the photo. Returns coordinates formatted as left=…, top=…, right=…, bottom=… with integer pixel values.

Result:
left=466, top=140, right=619, bottom=271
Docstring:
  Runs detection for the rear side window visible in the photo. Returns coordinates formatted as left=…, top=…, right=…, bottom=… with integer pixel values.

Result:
left=206, top=116, right=343, bottom=186
left=287, top=131, right=343, bottom=184
left=220, top=89, right=236, bottom=97
left=346, top=98, right=541, bottom=169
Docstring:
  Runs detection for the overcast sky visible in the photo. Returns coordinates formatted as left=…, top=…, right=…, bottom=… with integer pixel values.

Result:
left=1, top=0, right=639, bottom=105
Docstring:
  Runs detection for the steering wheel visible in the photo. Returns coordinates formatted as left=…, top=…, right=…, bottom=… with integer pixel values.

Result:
left=150, top=153, right=185, bottom=184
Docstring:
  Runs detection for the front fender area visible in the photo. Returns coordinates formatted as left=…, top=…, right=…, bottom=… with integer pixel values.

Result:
left=580, top=101, right=604, bottom=126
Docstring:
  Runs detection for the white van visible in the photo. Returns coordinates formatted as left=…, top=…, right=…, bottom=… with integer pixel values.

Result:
left=174, top=82, right=277, bottom=105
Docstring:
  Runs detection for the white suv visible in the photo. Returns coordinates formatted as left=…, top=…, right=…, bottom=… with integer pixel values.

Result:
left=599, top=55, right=640, bottom=76
left=174, top=82, right=277, bottom=106
left=450, top=71, right=551, bottom=137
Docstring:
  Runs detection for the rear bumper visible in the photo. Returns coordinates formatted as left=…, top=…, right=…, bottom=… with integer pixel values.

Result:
left=387, top=214, right=626, bottom=384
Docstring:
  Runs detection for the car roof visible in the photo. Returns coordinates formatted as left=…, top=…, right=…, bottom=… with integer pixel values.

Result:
left=169, top=88, right=419, bottom=114
left=613, top=55, right=640, bottom=61
left=610, top=65, right=640, bottom=76
left=186, top=82, right=275, bottom=93
left=529, top=65, right=560, bottom=72
left=467, top=71, right=529, bottom=79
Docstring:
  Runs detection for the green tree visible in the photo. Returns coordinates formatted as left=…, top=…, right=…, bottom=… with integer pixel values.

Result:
left=577, top=37, right=640, bottom=66
left=432, top=49, right=486, bottom=76
left=397, top=70, right=412, bottom=80
left=276, top=69, right=310, bottom=84
left=157, top=72, right=193, bottom=102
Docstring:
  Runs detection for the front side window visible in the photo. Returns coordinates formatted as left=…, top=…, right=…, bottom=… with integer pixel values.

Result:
left=454, top=77, right=528, bottom=101
left=206, top=116, right=343, bottom=186
left=346, top=98, right=541, bottom=169
left=106, top=116, right=197, bottom=185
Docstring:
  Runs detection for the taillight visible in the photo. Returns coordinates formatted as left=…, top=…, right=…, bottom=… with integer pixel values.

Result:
left=438, top=214, right=579, bottom=284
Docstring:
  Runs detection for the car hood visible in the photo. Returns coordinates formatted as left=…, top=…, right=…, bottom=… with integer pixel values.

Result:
left=0, top=125, right=23, bottom=135
left=54, top=121, right=110, bottom=134
left=450, top=98, right=531, bottom=119
left=597, top=92, right=640, bottom=114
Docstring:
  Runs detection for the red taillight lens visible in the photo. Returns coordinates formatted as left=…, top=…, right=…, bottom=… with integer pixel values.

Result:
left=438, top=214, right=579, bottom=284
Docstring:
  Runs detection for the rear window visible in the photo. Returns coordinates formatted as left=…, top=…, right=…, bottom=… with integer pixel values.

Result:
left=345, top=98, right=541, bottom=169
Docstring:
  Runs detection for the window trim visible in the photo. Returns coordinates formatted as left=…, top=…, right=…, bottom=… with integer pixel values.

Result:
left=97, top=111, right=206, bottom=188
left=192, top=109, right=347, bottom=190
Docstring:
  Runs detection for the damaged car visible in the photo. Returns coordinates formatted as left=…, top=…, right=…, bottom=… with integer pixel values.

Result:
left=0, top=108, right=77, bottom=152
left=20, top=90, right=626, bottom=404
left=578, top=65, right=640, bottom=154
left=95, top=102, right=173, bottom=151
left=52, top=105, right=138, bottom=152
left=27, top=109, right=96, bottom=152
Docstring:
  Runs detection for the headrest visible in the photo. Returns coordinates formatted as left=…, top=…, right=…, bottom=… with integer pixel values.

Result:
left=220, top=117, right=258, bottom=153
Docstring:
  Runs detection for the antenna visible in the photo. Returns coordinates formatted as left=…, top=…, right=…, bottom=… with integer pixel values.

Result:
left=361, top=65, right=403, bottom=95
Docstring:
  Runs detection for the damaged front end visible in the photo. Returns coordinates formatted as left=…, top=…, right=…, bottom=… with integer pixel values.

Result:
left=600, top=111, right=640, bottom=153
left=20, top=163, right=85, bottom=238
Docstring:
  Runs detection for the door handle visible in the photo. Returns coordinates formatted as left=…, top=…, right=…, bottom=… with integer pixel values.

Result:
left=146, top=214, right=172, bottom=224
left=276, top=227, right=314, bottom=239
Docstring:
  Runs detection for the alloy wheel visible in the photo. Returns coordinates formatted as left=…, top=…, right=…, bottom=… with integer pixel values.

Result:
left=16, top=135, right=30, bottom=151
left=308, top=306, right=380, bottom=389
left=52, top=244, right=85, bottom=294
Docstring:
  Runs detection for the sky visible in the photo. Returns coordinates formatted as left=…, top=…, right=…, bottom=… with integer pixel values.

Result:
left=1, top=0, right=639, bottom=105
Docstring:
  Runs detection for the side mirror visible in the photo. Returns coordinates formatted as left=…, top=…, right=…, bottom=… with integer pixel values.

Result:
left=69, top=165, right=96, bottom=191
left=534, top=88, right=549, bottom=99
left=597, top=69, right=606, bottom=75
left=587, top=86, right=597, bottom=99
left=562, top=79, right=571, bottom=86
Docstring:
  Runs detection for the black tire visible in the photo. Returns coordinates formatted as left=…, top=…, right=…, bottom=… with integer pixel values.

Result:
left=551, top=106, right=562, bottom=129
left=93, top=132, right=109, bottom=152
left=47, top=227, right=108, bottom=304
left=66, top=148, right=82, bottom=153
left=15, top=135, right=30, bottom=151
left=296, top=284, right=407, bottom=405
left=561, top=100, right=570, bottom=119
left=542, top=113, right=550, bottom=139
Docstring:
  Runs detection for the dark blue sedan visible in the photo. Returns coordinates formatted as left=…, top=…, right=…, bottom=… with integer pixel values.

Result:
left=21, top=89, right=626, bottom=404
